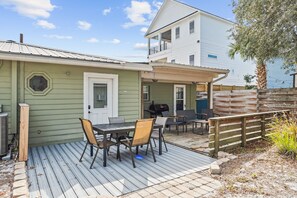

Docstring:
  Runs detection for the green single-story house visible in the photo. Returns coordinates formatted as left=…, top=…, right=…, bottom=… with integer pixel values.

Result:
left=0, top=40, right=228, bottom=146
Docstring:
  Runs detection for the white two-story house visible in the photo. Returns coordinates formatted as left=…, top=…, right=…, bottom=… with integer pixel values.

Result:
left=145, top=0, right=255, bottom=86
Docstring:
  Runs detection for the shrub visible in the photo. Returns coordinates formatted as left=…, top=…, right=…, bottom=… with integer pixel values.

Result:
left=270, top=114, right=297, bottom=159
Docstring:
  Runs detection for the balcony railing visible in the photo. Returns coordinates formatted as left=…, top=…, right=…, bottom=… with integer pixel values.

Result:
left=149, top=43, right=169, bottom=55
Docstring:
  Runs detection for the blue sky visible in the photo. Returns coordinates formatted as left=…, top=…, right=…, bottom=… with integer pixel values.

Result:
left=0, top=0, right=234, bottom=62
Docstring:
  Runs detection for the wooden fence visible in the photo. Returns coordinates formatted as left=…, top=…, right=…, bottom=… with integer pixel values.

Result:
left=258, top=88, right=297, bottom=115
left=19, top=103, right=29, bottom=162
left=213, top=90, right=258, bottom=116
left=208, top=110, right=290, bottom=158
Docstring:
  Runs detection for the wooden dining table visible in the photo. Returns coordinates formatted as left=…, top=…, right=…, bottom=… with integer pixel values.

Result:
left=92, top=122, right=163, bottom=167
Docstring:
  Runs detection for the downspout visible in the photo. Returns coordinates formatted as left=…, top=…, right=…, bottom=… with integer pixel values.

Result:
left=212, top=72, right=229, bottom=84
left=207, top=71, right=229, bottom=109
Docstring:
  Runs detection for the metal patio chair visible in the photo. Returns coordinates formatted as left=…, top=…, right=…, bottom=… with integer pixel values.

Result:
left=150, top=116, right=169, bottom=152
left=161, top=111, right=185, bottom=135
left=120, top=119, right=156, bottom=168
left=176, top=109, right=206, bottom=132
left=79, top=118, right=120, bottom=169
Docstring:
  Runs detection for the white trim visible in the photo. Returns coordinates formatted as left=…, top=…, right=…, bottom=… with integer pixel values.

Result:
left=173, top=84, right=186, bottom=115
left=83, top=72, right=119, bottom=120
left=0, top=53, right=152, bottom=72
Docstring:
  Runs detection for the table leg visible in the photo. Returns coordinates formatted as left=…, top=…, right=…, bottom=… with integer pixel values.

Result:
left=159, top=128, right=162, bottom=155
left=103, top=133, right=107, bottom=167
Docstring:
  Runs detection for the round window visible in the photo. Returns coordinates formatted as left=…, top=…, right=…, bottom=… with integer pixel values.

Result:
left=26, top=72, right=52, bottom=95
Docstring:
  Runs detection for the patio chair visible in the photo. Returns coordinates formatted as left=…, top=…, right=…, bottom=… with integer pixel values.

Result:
left=161, top=111, right=185, bottom=135
left=176, top=109, right=205, bottom=132
left=79, top=118, right=120, bottom=169
left=120, top=119, right=156, bottom=168
left=108, top=116, right=133, bottom=147
left=149, top=116, right=169, bottom=152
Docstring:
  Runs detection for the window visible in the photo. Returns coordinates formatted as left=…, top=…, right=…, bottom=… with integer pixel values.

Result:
left=189, top=55, right=195, bottom=65
left=208, top=54, right=218, bottom=59
left=171, top=59, right=176, bottom=63
left=143, top=85, right=150, bottom=101
left=189, top=21, right=195, bottom=34
left=26, top=72, right=52, bottom=95
left=175, top=27, right=180, bottom=39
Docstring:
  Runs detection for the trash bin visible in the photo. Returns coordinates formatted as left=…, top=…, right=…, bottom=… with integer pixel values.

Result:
left=0, top=113, right=8, bottom=157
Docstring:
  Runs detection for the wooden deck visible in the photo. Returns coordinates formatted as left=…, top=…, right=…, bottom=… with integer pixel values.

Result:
left=27, top=141, right=215, bottom=198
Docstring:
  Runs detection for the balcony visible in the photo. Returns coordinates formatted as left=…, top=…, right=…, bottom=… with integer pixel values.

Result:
left=149, top=42, right=171, bottom=55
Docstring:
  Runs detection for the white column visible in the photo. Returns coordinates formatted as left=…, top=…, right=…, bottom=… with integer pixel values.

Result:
left=158, top=33, right=162, bottom=51
left=148, top=38, right=151, bottom=56
left=207, top=82, right=213, bottom=109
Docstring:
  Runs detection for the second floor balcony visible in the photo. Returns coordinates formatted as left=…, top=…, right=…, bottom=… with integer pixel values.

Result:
left=149, top=42, right=171, bottom=55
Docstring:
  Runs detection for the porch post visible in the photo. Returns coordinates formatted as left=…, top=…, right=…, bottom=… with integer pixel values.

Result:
left=158, top=33, right=162, bottom=51
left=207, top=82, right=213, bottom=109
left=148, top=38, right=151, bottom=56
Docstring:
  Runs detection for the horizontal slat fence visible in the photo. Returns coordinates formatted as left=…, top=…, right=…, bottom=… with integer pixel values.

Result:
left=258, top=88, right=297, bottom=116
left=213, top=90, right=257, bottom=116
left=208, top=110, right=290, bottom=157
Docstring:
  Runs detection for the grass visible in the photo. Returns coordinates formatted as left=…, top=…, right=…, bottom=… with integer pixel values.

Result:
left=270, top=114, right=297, bottom=159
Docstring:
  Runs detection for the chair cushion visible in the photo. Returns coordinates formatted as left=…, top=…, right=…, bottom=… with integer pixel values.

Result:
left=151, top=131, right=159, bottom=138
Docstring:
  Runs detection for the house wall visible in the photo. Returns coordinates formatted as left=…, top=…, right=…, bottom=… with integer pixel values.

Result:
left=199, top=13, right=255, bottom=86
left=267, top=59, right=293, bottom=88
left=21, top=62, right=141, bottom=146
left=143, top=82, right=196, bottom=117
left=0, top=60, right=13, bottom=140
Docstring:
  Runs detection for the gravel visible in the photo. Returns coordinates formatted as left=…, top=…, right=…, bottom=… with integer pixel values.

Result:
left=0, top=160, right=14, bottom=198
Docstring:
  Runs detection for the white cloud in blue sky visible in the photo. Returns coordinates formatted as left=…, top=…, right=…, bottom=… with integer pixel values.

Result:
left=77, top=20, right=91, bottom=30
left=86, top=38, right=99, bottom=43
left=102, top=7, right=111, bottom=16
left=0, top=0, right=55, bottom=18
left=140, top=27, right=148, bottom=33
left=123, top=1, right=152, bottom=28
left=44, top=34, right=72, bottom=40
left=36, top=20, right=55, bottom=29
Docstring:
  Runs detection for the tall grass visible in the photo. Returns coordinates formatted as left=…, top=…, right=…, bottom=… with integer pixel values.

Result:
left=270, top=114, right=297, bottom=159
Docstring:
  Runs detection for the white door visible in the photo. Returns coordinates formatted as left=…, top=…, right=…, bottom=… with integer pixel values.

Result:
left=88, top=78, right=113, bottom=125
left=83, top=73, right=118, bottom=141
left=174, top=85, right=186, bottom=115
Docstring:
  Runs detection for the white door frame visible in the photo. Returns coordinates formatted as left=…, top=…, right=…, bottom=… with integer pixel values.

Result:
left=174, top=84, right=186, bottom=115
left=83, top=72, right=118, bottom=120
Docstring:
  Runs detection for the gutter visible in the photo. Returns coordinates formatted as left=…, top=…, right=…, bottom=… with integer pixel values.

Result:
left=212, top=71, right=229, bottom=83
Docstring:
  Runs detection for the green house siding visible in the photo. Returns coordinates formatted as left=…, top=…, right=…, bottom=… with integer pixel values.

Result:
left=0, top=60, right=13, bottom=140
left=22, top=62, right=140, bottom=146
left=143, top=82, right=196, bottom=116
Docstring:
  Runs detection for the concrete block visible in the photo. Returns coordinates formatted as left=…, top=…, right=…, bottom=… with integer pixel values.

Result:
left=13, top=180, right=27, bottom=189
left=210, top=164, right=221, bottom=175
left=14, top=173, right=27, bottom=181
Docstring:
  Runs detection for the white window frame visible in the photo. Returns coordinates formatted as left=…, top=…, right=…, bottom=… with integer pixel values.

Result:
left=143, top=85, right=150, bottom=101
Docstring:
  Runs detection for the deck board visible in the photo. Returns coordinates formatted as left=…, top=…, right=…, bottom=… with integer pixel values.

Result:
left=28, top=141, right=215, bottom=198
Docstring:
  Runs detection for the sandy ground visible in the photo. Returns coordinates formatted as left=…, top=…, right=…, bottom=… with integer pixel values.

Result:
left=205, top=140, right=297, bottom=198
left=0, top=160, right=14, bottom=198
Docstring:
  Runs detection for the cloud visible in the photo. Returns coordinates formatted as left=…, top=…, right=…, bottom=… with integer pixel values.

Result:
left=43, top=34, right=72, bottom=39
left=86, top=38, right=99, bottom=43
left=134, top=42, right=158, bottom=50
left=140, top=27, right=148, bottom=33
left=152, top=0, right=162, bottom=9
left=0, top=0, right=55, bottom=18
left=102, top=7, right=111, bottom=16
left=111, top=39, right=120, bottom=44
left=134, top=43, right=147, bottom=50
left=123, top=1, right=152, bottom=28
left=78, top=20, right=91, bottom=30
left=36, top=20, right=55, bottom=29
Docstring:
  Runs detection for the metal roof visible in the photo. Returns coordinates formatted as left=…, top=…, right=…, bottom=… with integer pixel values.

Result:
left=0, top=40, right=125, bottom=64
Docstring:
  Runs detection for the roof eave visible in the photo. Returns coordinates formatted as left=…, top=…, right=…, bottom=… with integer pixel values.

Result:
left=0, top=52, right=152, bottom=72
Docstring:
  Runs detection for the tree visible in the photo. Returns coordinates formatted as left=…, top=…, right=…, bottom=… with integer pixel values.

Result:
left=229, top=0, right=297, bottom=89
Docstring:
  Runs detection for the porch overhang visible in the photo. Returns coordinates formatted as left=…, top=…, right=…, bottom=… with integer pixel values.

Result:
left=141, top=62, right=229, bottom=84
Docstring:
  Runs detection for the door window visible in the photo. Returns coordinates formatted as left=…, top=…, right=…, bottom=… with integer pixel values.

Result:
left=93, top=83, right=107, bottom=108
